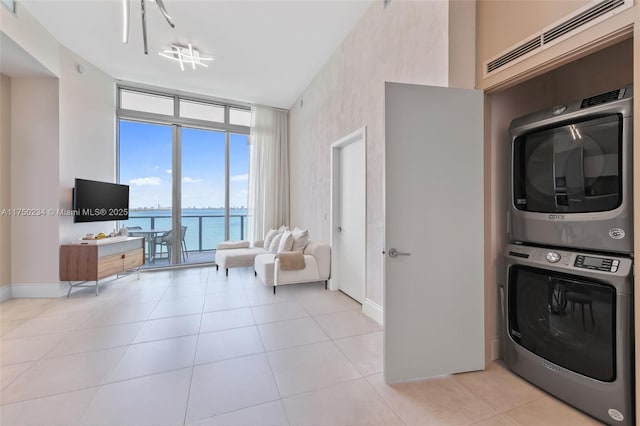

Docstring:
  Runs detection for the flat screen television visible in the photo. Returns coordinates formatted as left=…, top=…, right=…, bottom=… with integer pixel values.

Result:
left=73, top=178, right=129, bottom=223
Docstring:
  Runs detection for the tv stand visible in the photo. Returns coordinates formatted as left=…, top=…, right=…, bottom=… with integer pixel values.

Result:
left=59, top=237, right=145, bottom=296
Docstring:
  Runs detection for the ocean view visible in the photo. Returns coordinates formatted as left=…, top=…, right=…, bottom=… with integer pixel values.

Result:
left=123, top=208, right=248, bottom=252
left=118, top=122, right=250, bottom=259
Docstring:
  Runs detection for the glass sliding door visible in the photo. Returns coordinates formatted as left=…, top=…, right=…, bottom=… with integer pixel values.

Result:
left=118, top=120, right=175, bottom=267
left=116, top=85, right=250, bottom=269
left=181, top=127, right=226, bottom=264
left=229, top=133, right=250, bottom=241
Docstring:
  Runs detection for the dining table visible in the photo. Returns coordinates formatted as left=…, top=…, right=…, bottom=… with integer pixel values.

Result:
left=127, top=228, right=170, bottom=263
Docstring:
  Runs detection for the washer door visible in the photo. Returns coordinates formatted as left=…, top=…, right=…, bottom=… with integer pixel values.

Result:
left=508, top=265, right=616, bottom=382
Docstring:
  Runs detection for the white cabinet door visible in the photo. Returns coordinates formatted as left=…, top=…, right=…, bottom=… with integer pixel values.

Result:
left=384, top=82, right=485, bottom=383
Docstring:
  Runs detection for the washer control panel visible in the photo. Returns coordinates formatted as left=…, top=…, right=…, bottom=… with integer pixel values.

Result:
left=574, top=255, right=618, bottom=273
left=506, top=243, right=631, bottom=276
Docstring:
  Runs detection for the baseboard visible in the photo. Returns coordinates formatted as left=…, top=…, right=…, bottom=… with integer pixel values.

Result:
left=362, top=298, right=383, bottom=325
left=0, top=285, right=11, bottom=302
left=327, top=278, right=337, bottom=291
left=11, top=282, right=68, bottom=298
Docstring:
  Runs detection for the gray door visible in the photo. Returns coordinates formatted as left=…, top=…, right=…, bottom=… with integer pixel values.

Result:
left=384, top=83, right=485, bottom=383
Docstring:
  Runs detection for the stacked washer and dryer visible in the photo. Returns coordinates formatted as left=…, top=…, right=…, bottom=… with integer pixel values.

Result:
left=503, top=86, right=634, bottom=425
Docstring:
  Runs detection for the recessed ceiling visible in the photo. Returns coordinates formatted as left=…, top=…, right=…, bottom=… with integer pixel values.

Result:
left=19, top=0, right=373, bottom=109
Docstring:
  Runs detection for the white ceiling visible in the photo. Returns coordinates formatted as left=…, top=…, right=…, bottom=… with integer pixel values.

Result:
left=18, top=0, right=373, bottom=109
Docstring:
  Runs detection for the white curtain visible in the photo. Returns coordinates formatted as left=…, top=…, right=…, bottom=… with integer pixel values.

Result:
left=247, top=105, right=289, bottom=242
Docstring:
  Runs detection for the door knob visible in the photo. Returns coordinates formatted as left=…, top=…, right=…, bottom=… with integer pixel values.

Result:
left=337, top=226, right=343, bottom=232
left=388, top=248, right=411, bottom=257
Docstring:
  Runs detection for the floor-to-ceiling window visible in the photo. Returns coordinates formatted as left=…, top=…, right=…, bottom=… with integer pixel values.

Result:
left=117, top=86, right=250, bottom=268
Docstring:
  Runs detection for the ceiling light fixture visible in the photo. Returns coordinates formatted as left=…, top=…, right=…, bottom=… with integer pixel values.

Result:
left=158, top=44, right=214, bottom=71
left=122, top=0, right=129, bottom=43
left=122, top=0, right=175, bottom=55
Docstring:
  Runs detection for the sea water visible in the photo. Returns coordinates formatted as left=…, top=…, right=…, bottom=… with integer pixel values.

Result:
left=123, top=208, right=247, bottom=252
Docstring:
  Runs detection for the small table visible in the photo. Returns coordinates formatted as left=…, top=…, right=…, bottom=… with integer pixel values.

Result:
left=128, top=229, right=169, bottom=263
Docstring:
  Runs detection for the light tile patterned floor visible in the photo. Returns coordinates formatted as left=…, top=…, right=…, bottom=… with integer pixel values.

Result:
left=0, top=267, right=603, bottom=425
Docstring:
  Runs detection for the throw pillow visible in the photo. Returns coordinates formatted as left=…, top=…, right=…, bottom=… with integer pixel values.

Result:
left=263, top=229, right=278, bottom=248
left=268, top=233, right=283, bottom=253
left=277, top=230, right=294, bottom=253
left=291, top=228, right=309, bottom=252
left=217, top=241, right=250, bottom=250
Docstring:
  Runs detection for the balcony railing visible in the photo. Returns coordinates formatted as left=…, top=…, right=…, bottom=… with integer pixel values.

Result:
left=122, top=214, right=247, bottom=254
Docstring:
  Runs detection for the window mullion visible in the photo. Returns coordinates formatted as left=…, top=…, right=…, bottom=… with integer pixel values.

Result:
left=172, top=124, right=182, bottom=264
left=225, top=132, right=230, bottom=241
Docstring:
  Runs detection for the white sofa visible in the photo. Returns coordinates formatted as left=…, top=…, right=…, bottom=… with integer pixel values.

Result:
left=254, top=240, right=331, bottom=293
left=215, top=241, right=265, bottom=276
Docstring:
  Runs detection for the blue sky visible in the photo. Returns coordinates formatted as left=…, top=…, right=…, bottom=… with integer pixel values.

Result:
left=119, top=120, right=249, bottom=209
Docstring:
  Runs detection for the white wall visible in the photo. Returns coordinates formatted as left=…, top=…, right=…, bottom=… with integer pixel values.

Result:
left=0, top=74, right=11, bottom=289
left=289, top=0, right=451, bottom=306
left=3, top=8, right=115, bottom=295
left=10, top=77, right=60, bottom=286
left=58, top=47, right=116, bottom=244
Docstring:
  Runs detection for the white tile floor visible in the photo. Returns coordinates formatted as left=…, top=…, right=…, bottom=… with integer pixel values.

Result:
left=0, top=266, right=603, bottom=425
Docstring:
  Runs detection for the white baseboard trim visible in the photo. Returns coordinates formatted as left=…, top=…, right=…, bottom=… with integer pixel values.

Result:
left=0, top=285, right=11, bottom=302
left=362, top=298, right=383, bottom=325
left=11, top=282, right=68, bottom=298
left=327, top=278, right=337, bottom=292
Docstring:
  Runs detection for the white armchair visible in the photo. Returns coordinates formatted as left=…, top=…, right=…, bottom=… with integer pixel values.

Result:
left=254, top=240, right=331, bottom=293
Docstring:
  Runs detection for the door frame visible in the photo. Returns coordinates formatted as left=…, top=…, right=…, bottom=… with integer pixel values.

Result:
left=329, top=126, right=367, bottom=300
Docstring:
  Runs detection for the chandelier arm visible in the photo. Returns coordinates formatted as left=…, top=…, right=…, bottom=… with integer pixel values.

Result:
left=141, top=0, right=148, bottom=54
left=154, top=0, right=175, bottom=28
left=122, top=0, right=130, bottom=43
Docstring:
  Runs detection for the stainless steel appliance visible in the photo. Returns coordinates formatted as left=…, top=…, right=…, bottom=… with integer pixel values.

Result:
left=509, top=86, right=633, bottom=253
left=503, top=243, right=633, bottom=425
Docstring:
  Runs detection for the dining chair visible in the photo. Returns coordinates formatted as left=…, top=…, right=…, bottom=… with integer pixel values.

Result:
left=155, top=230, right=172, bottom=262
left=156, top=228, right=188, bottom=262
left=180, top=226, right=188, bottom=260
